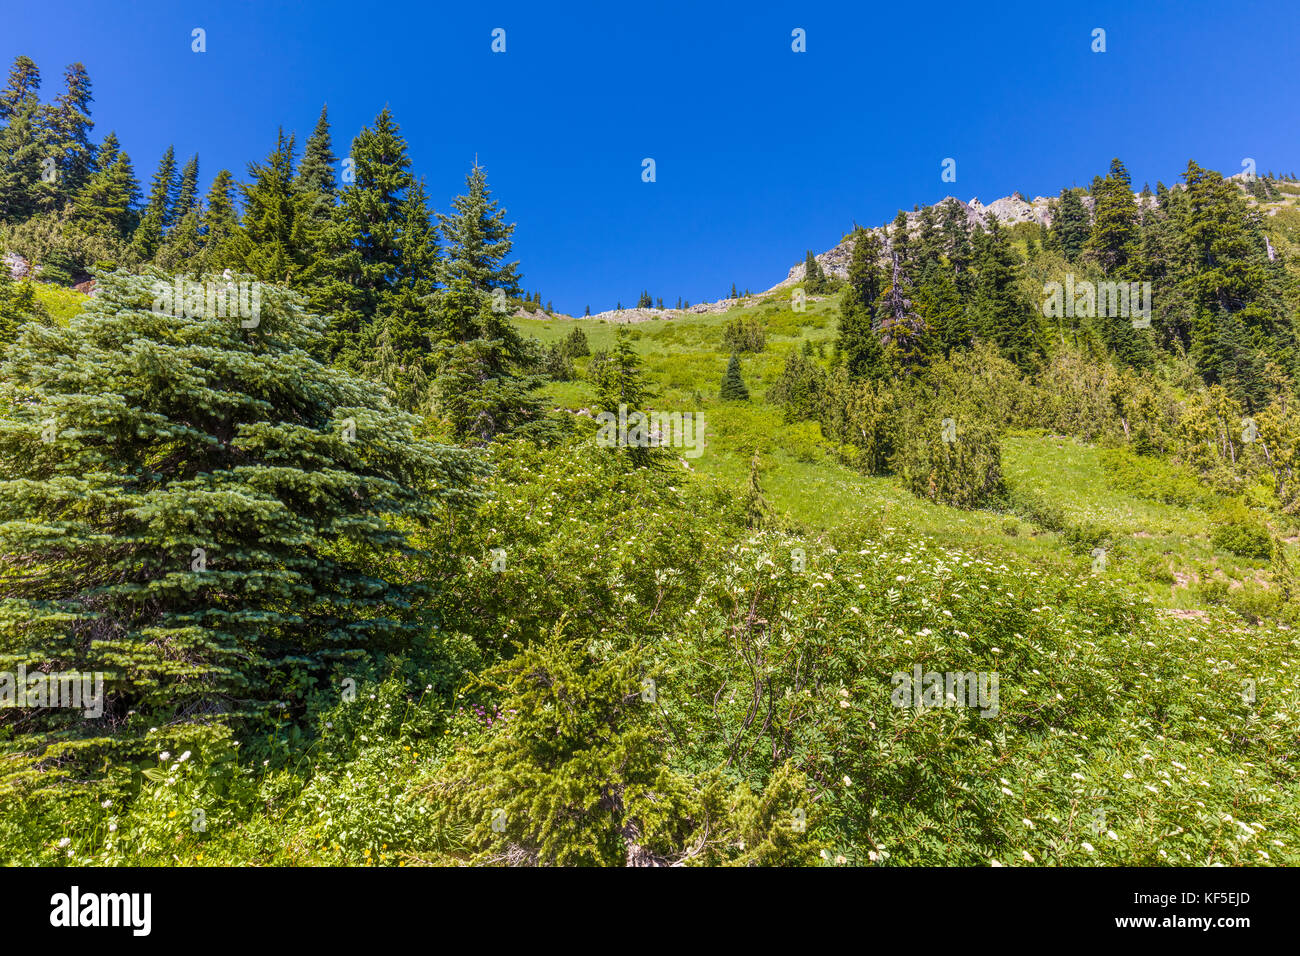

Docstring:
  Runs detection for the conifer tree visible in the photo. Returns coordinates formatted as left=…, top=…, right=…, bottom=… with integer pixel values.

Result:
left=1086, top=157, right=1139, bottom=274
left=195, top=169, right=239, bottom=271
left=0, top=57, right=54, bottom=222
left=70, top=146, right=139, bottom=241
left=593, top=327, right=652, bottom=413
left=876, top=246, right=929, bottom=374
left=233, top=130, right=313, bottom=283
left=0, top=269, right=482, bottom=780
left=128, top=145, right=177, bottom=261
left=972, top=220, right=1042, bottom=370
left=837, top=229, right=887, bottom=379
left=1053, top=187, right=1090, bottom=262
left=804, top=250, right=829, bottom=294
left=367, top=177, right=442, bottom=409
left=49, top=62, right=94, bottom=201
left=295, top=104, right=337, bottom=239
left=173, top=154, right=199, bottom=218
left=0, top=101, right=51, bottom=222
left=719, top=352, right=749, bottom=400
left=313, top=109, right=419, bottom=362
left=438, top=161, right=520, bottom=296
left=156, top=155, right=202, bottom=269
left=0, top=56, right=40, bottom=122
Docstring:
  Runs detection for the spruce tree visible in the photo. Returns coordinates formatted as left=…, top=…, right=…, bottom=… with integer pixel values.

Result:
left=49, top=62, right=94, bottom=202
left=438, top=162, right=521, bottom=296
left=1053, top=187, right=1090, bottom=262
left=313, top=108, right=419, bottom=362
left=195, top=169, right=239, bottom=271
left=972, top=220, right=1042, bottom=370
left=719, top=352, right=749, bottom=400
left=0, top=268, right=482, bottom=783
left=837, top=229, right=887, bottom=379
left=1086, top=157, right=1139, bottom=274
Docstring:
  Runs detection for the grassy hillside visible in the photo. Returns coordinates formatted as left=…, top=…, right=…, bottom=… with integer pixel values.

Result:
left=519, top=293, right=1297, bottom=620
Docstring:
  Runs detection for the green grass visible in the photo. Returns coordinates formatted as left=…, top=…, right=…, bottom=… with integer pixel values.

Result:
left=522, top=296, right=1293, bottom=620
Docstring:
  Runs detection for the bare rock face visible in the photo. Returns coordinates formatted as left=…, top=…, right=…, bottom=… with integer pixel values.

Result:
left=3, top=252, right=32, bottom=280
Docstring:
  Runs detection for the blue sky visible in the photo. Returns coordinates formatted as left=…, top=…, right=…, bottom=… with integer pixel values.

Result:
left=6, top=0, right=1300, bottom=313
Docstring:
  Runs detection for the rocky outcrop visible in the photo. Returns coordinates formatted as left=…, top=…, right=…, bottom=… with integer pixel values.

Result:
left=3, top=252, right=32, bottom=280
left=771, top=188, right=1166, bottom=290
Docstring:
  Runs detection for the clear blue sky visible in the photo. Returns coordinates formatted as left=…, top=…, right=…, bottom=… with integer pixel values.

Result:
left=6, top=0, right=1299, bottom=313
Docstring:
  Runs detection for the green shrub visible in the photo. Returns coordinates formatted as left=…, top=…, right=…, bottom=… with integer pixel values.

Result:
left=897, top=415, right=1004, bottom=509
left=1210, top=504, right=1272, bottom=559
left=1006, top=485, right=1067, bottom=532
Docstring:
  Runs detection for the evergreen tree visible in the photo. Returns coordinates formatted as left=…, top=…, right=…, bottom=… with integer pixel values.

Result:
left=972, top=220, right=1042, bottom=370
left=311, top=108, right=418, bottom=362
left=561, top=326, right=590, bottom=358
left=232, top=130, right=311, bottom=283
left=876, top=245, right=930, bottom=374
left=294, top=104, right=337, bottom=241
left=195, top=169, right=239, bottom=271
left=0, top=101, right=52, bottom=222
left=0, top=56, right=40, bottom=122
left=71, top=146, right=139, bottom=240
left=49, top=62, right=94, bottom=201
left=804, top=250, right=829, bottom=294
left=719, top=352, right=749, bottom=400
left=1053, top=187, right=1090, bottom=261
left=592, top=327, right=652, bottom=412
left=0, top=268, right=482, bottom=780
left=438, top=161, right=521, bottom=296
left=173, top=154, right=199, bottom=218
left=367, top=177, right=442, bottom=410
left=128, top=145, right=178, bottom=261
left=837, top=229, right=887, bottom=379
left=1086, top=157, right=1139, bottom=274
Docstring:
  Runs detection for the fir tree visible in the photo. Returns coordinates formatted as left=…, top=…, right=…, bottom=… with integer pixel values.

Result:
left=1086, top=157, right=1139, bottom=275
left=0, top=268, right=482, bottom=780
left=312, top=108, right=418, bottom=362
left=71, top=146, right=139, bottom=240
left=972, top=220, right=1042, bottom=370
left=0, top=56, right=40, bottom=122
left=438, top=161, right=521, bottom=296
left=49, top=62, right=94, bottom=201
left=837, top=229, right=887, bottom=379
left=233, top=130, right=311, bottom=283
left=295, top=104, right=337, bottom=241
left=0, top=100, right=52, bottom=222
left=1053, top=187, right=1090, bottom=262
left=128, top=145, right=178, bottom=260
left=804, top=250, right=829, bottom=294
left=195, top=169, right=239, bottom=271
left=719, top=352, right=749, bottom=400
